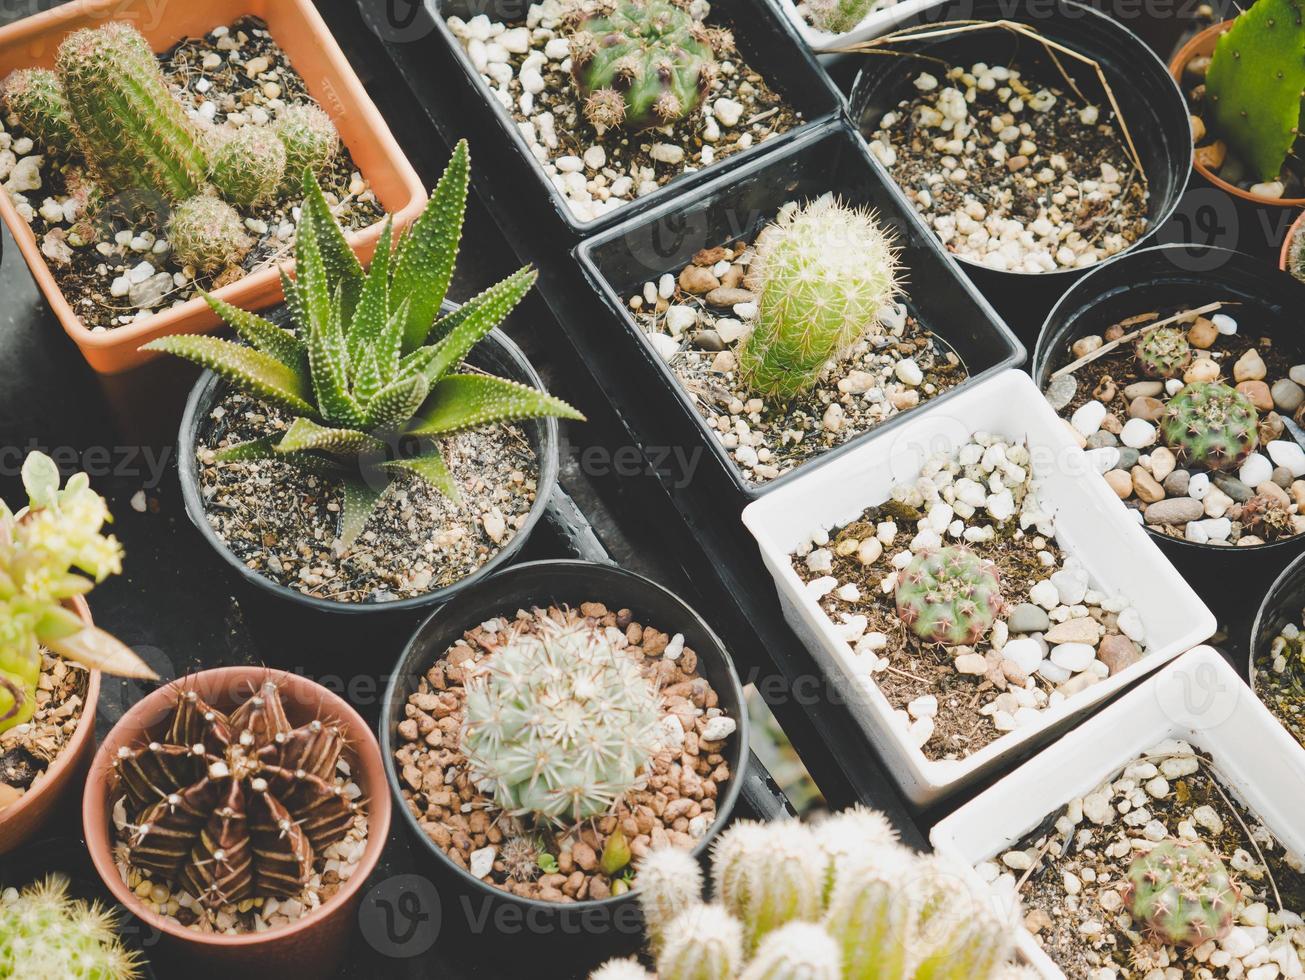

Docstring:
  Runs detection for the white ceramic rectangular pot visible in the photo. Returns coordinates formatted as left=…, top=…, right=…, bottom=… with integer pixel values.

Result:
left=930, top=645, right=1305, bottom=977
left=741, top=369, right=1216, bottom=805
left=772, top=0, right=947, bottom=52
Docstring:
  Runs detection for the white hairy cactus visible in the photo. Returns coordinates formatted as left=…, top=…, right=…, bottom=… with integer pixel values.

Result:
left=909, top=856, right=1016, bottom=979
left=590, top=961, right=656, bottom=980
left=636, top=847, right=705, bottom=952
left=738, top=922, right=841, bottom=980
left=711, top=820, right=827, bottom=951
left=813, top=804, right=907, bottom=899
left=657, top=904, right=744, bottom=980
left=804, top=0, right=878, bottom=33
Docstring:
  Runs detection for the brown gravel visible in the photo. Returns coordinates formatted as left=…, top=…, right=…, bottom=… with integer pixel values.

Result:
left=0, top=653, right=87, bottom=812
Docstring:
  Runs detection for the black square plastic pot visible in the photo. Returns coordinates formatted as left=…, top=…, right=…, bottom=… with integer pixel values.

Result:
left=426, top=0, right=845, bottom=238
left=574, top=118, right=1025, bottom=504
left=848, top=0, right=1192, bottom=347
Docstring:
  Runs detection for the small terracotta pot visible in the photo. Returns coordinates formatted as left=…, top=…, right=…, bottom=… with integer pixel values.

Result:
left=1280, top=209, right=1305, bottom=278
left=0, top=0, right=426, bottom=375
left=1170, top=21, right=1305, bottom=208
left=82, top=667, right=391, bottom=978
left=0, top=595, right=99, bottom=856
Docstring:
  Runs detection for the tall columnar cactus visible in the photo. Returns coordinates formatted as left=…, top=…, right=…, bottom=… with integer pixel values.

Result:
left=210, top=127, right=288, bottom=208
left=55, top=22, right=210, bottom=203
left=1205, top=0, right=1305, bottom=182
left=460, top=617, right=663, bottom=823
left=804, top=0, right=879, bottom=34
left=1122, top=840, right=1239, bottom=946
left=168, top=196, right=254, bottom=273
left=1134, top=326, right=1192, bottom=380
left=1160, top=381, right=1260, bottom=472
left=567, top=0, right=728, bottom=130
left=0, top=875, right=142, bottom=979
left=812, top=804, right=905, bottom=900
left=739, top=197, right=901, bottom=400
left=0, top=68, right=75, bottom=152
left=909, top=859, right=1014, bottom=980
left=658, top=904, right=745, bottom=980
left=822, top=864, right=913, bottom=979
left=274, top=103, right=341, bottom=192
left=0, top=453, right=155, bottom=734
left=738, top=922, right=841, bottom=980
left=637, top=846, right=705, bottom=953
left=711, top=820, right=827, bottom=951
left=895, top=546, right=1005, bottom=647
left=145, top=142, right=584, bottom=546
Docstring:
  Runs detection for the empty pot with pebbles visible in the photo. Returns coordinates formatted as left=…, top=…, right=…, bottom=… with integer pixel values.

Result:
left=382, top=560, right=748, bottom=959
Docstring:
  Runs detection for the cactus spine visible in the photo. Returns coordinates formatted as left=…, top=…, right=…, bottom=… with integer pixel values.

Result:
left=168, top=196, right=254, bottom=273
left=0, top=875, right=142, bottom=979
left=0, top=68, right=75, bottom=152
left=210, top=127, right=288, bottom=207
left=804, top=0, right=879, bottom=34
left=895, top=546, right=1005, bottom=647
left=1134, top=326, right=1192, bottom=380
left=657, top=904, right=745, bottom=980
left=738, top=922, right=841, bottom=980
left=636, top=846, right=705, bottom=953
left=274, top=103, right=340, bottom=191
left=1123, top=839, right=1239, bottom=946
left=1160, top=381, right=1260, bottom=472
left=711, top=821, right=826, bottom=951
left=592, top=962, right=657, bottom=980
left=739, top=197, right=901, bottom=400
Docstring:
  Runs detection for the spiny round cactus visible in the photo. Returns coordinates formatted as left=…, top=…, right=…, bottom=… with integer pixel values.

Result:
left=1160, top=381, right=1260, bottom=472
left=0, top=68, right=75, bottom=153
left=210, top=126, right=288, bottom=207
left=739, top=196, right=901, bottom=400
left=804, top=0, right=878, bottom=34
left=658, top=904, right=745, bottom=980
left=0, top=875, right=142, bottom=979
left=738, top=921, right=841, bottom=980
left=636, top=845, right=705, bottom=951
left=460, top=618, right=664, bottom=823
left=274, top=103, right=340, bottom=192
left=1134, top=326, right=1192, bottom=380
left=895, top=546, right=1005, bottom=646
left=168, top=196, right=254, bottom=273
left=567, top=0, right=728, bottom=131
left=711, top=820, right=827, bottom=951
left=1123, top=839, right=1239, bottom=946
left=1242, top=492, right=1295, bottom=539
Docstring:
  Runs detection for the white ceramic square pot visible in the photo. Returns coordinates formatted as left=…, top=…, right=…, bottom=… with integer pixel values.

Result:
left=741, top=369, right=1216, bottom=805
left=772, top=0, right=948, bottom=52
left=931, top=646, right=1305, bottom=977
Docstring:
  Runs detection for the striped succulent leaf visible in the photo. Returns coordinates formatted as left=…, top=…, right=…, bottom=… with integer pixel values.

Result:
left=341, top=476, right=386, bottom=548
left=364, top=373, right=431, bottom=432
left=275, top=417, right=386, bottom=457
left=416, top=266, right=537, bottom=386
left=381, top=448, right=460, bottom=503
left=142, top=335, right=314, bottom=417
left=409, top=374, right=584, bottom=437
left=201, top=291, right=306, bottom=372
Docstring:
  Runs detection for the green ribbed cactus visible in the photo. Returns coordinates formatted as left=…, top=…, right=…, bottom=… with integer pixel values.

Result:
left=739, top=197, right=901, bottom=400
left=895, top=546, right=1005, bottom=647
left=712, top=821, right=826, bottom=952
left=739, top=922, right=841, bottom=980
left=636, top=847, right=704, bottom=954
left=1205, top=0, right=1305, bottom=182
left=1134, top=326, right=1192, bottom=380
left=910, top=859, right=1014, bottom=980
left=274, top=103, right=340, bottom=191
left=658, top=905, right=745, bottom=980
left=56, top=22, right=210, bottom=202
left=0, top=876, right=142, bottom=979
left=1160, top=381, right=1260, bottom=472
left=168, top=196, right=254, bottom=273
left=0, top=68, right=75, bottom=152
left=1123, top=840, right=1239, bottom=946
left=823, top=864, right=913, bottom=978
left=567, top=0, right=726, bottom=130
left=805, top=0, right=879, bottom=34
left=210, top=127, right=288, bottom=207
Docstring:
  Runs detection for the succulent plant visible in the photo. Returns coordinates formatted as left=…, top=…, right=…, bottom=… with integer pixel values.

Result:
left=1205, top=0, right=1305, bottom=182
left=712, top=820, right=826, bottom=951
left=804, top=0, right=879, bottom=34
left=145, top=141, right=583, bottom=547
left=168, top=196, right=255, bottom=274
left=636, top=845, right=704, bottom=953
left=274, top=103, right=341, bottom=191
left=894, top=546, right=1005, bottom=647
left=739, top=197, right=901, bottom=400
left=115, top=677, right=361, bottom=909
left=1123, top=839, right=1239, bottom=946
left=909, top=858, right=1015, bottom=979
left=0, top=453, right=155, bottom=734
left=658, top=904, right=745, bottom=980
left=1241, top=492, right=1295, bottom=538
left=739, top=921, right=841, bottom=980
left=1289, top=222, right=1305, bottom=284
left=0, top=68, right=75, bottom=153
left=0, top=874, right=142, bottom=978
left=1160, top=381, right=1259, bottom=472
left=567, top=0, right=728, bottom=130
left=461, top=616, right=663, bottom=824
left=593, top=961, right=656, bottom=980
left=210, top=127, right=289, bottom=208
left=1134, top=327, right=1192, bottom=380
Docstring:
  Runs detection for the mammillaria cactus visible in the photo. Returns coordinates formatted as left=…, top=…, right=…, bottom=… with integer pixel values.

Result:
left=804, top=0, right=879, bottom=34
left=1205, top=0, right=1305, bottom=182
left=0, top=452, right=155, bottom=734
left=1122, top=839, right=1239, bottom=946
left=1159, top=381, right=1259, bottom=472
left=1134, top=327, right=1192, bottom=380
left=658, top=904, right=745, bottom=979
left=567, top=0, right=727, bottom=131
left=145, top=142, right=583, bottom=547
left=0, top=68, right=75, bottom=153
left=0, top=875, right=142, bottom=979
left=273, top=103, right=340, bottom=192
left=168, top=196, right=255, bottom=274
left=739, top=921, right=841, bottom=980
left=114, top=678, right=361, bottom=909
left=210, top=127, right=289, bottom=208
left=895, top=546, right=1005, bottom=647
left=460, top=617, right=662, bottom=823
left=739, top=197, right=901, bottom=400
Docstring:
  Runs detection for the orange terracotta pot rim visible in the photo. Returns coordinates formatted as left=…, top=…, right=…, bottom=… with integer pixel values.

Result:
left=0, top=596, right=100, bottom=841
left=1170, top=21, right=1305, bottom=208
left=82, top=666, right=392, bottom=949
left=1279, top=209, right=1305, bottom=273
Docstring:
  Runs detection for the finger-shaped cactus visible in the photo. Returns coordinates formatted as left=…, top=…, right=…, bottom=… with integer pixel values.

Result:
left=813, top=805, right=906, bottom=901
left=1205, top=0, right=1305, bottom=182
left=1122, top=839, right=1239, bottom=946
left=738, top=922, right=842, bottom=980
left=739, top=197, right=901, bottom=400
left=274, top=103, right=340, bottom=191
left=636, top=846, right=705, bottom=951
left=56, top=22, right=210, bottom=202
left=1159, top=381, right=1259, bottom=472
left=910, top=858, right=1015, bottom=980
left=657, top=904, right=744, bottom=980
left=210, top=127, right=288, bottom=207
left=1134, top=326, right=1192, bottom=380
left=823, top=864, right=913, bottom=979
left=168, top=196, right=254, bottom=274
left=804, top=0, right=879, bottom=34
left=567, top=0, right=726, bottom=130
left=0, top=68, right=75, bottom=153
left=711, top=821, right=827, bottom=951
left=0, top=875, right=142, bottom=979
left=895, top=546, right=1005, bottom=647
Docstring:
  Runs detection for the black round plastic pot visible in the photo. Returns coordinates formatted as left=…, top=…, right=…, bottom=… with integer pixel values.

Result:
left=177, top=326, right=562, bottom=620
left=381, top=560, right=750, bottom=964
left=1034, top=244, right=1305, bottom=642
left=1249, top=549, right=1305, bottom=696
left=848, top=0, right=1192, bottom=347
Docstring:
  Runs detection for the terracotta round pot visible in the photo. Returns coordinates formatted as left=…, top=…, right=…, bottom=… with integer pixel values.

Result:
left=1170, top=22, right=1305, bottom=208
left=1280, top=209, right=1305, bottom=278
left=0, top=595, right=100, bottom=856
left=82, top=667, right=391, bottom=978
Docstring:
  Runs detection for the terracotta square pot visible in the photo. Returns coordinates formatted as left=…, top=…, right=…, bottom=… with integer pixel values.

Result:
left=0, top=0, right=426, bottom=374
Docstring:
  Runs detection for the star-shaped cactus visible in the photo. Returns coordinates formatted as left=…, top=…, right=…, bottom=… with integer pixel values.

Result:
left=113, top=679, right=360, bottom=909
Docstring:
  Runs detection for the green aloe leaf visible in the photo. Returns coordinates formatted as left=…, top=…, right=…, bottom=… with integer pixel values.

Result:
left=381, top=448, right=460, bottom=503
left=352, top=344, right=385, bottom=407
left=346, top=216, right=393, bottom=372
left=276, top=417, right=387, bottom=456
left=281, top=268, right=308, bottom=329
left=420, top=267, right=537, bottom=385
left=340, top=474, right=388, bottom=548
left=407, top=373, right=585, bottom=437
left=305, top=273, right=364, bottom=429
left=214, top=436, right=280, bottom=463
left=295, top=204, right=331, bottom=335
left=392, top=140, right=469, bottom=354
left=301, top=169, right=365, bottom=317
left=375, top=295, right=412, bottom=390
left=143, top=336, right=315, bottom=416
left=201, top=291, right=306, bottom=371
left=364, top=374, right=430, bottom=431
